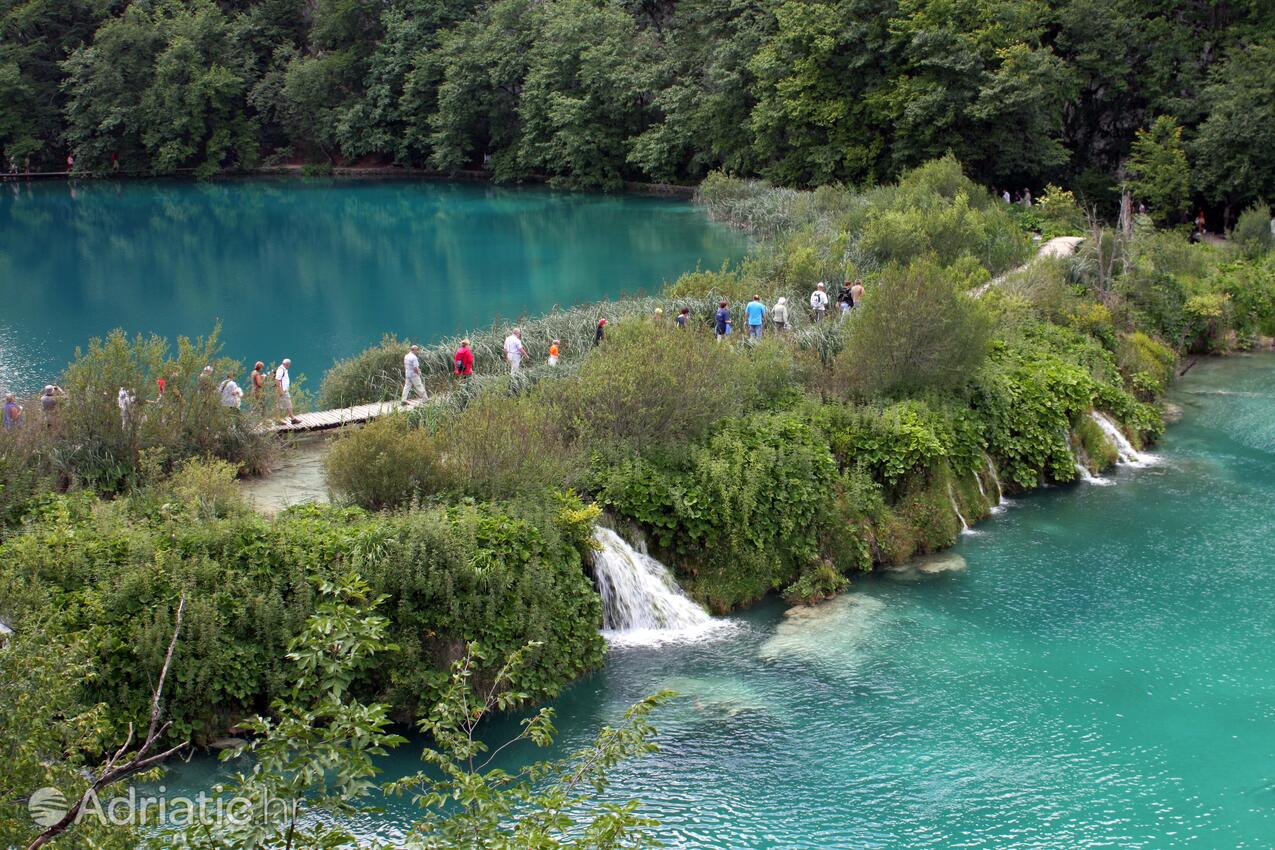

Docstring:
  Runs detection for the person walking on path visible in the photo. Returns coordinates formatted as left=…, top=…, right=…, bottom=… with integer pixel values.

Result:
left=850, top=279, right=865, bottom=308
left=548, top=339, right=560, bottom=366
left=594, top=319, right=607, bottom=346
left=275, top=358, right=300, bottom=424
left=2, top=393, right=22, bottom=429
left=40, top=385, right=64, bottom=425
left=715, top=301, right=731, bottom=341
left=504, top=328, right=527, bottom=373
left=772, top=297, right=788, bottom=331
left=219, top=372, right=243, bottom=410
left=1020, top=188, right=1032, bottom=207
left=837, top=282, right=853, bottom=319
left=454, top=339, right=475, bottom=376
left=676, top=307, right=690, bottom=329
left=250, top=362, right=266, bottom=409
left=402, top=344, right=427, bottom=403
left=810, top=283, right=829, bottom=322
left=745, top=295, right=767, bottom=339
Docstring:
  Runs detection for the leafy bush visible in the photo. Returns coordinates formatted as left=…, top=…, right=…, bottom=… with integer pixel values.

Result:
left=0, top=495, right=606, bottom=741
left=1232, top=202, right=1273, bottom=259
left=835, top=259, right=993, bottom=399
left=595, top=412, right=839, bottom=610
left=325, top=415, right=447, bottom=509
left=783, top=560, right=849, bottom=605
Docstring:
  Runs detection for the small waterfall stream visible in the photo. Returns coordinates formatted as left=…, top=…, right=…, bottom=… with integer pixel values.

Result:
left=947, top=482, right=971, bottom=533
left=592, top=527, right=731, bottom=645
left=1090, top=411, right=1156, bottom=467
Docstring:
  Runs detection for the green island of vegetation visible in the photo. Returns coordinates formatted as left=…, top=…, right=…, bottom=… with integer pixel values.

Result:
left=3, top=153, right=1275, bottom=846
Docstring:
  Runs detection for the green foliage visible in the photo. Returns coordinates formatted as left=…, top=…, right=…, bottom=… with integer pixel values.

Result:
left=836, top=259, right=993, bottom=399
left=0, top=495, right=606, bottom=741
left=1190, top=39, right=1275, bottom=210
left=325, top=415, right=446, bottom=509
left=388, top=643, right=669, bottom=848
left=173, top=574, right=407, bottom=850
left=1125, top=116, right=1190, bottom=226
left=1232, top=203, right=1273, bottom=260
left=0, top=627, right=141, bottom=850
left=62, top=0, right=258, bottom=175
left=595, top=412, right=840, bottom=611
left=783, top=559, right=849, bottom=606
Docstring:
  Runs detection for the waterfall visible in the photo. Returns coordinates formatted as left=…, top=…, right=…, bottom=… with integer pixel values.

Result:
left=1090, top=411, right=1156, bottom=467
left=947, top=482, right=971, bottom=533
left=592, top=527, right=730, bottom=646
left=983, top=453, right=1005, bottom=511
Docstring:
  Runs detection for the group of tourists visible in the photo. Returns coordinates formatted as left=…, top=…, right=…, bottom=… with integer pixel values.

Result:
left=3, top=357, right=303, bottom=432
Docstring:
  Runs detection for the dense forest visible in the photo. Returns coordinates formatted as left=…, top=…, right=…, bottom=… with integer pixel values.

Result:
left=2, top=0, right=1273, bottom=215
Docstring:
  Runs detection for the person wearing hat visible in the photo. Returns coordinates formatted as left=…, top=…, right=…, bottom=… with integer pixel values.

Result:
left=594, top=318, right=607, bottom=346
left=275, top=358, right=301, bottom=424
left=772, top=297, right=788, bottom=331
left=402, top=343, right=427, bottom=403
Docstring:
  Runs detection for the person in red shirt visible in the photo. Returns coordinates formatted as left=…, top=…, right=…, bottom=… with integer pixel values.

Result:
left=454, top=338, right=475, bottom=377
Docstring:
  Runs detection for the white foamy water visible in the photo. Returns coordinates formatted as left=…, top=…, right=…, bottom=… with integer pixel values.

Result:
left=593, top=527, right=735, bottom=647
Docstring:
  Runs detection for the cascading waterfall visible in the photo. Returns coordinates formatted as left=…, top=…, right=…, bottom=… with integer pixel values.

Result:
left=1090, top=411, right=1156, bottom=467
left=947, top=482, right=971, bottom=533
left=592, top=527, right=730, bottom=645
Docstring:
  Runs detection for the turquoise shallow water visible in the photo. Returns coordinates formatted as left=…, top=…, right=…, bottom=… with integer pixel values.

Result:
left=0, top=179, right=745, bottom=392
left=165, top=354, right=1275, bottom=848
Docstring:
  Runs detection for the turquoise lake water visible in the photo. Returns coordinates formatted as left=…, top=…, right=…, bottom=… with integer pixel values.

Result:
left=0, top=179, right=745, bottom=393
left=164, top=354, right=1275, bottom=848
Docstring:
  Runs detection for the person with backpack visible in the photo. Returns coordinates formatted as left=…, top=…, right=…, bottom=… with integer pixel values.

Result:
left=454, top=339, right=475, bottom=377
left=809, top=283, right=829, bottom=322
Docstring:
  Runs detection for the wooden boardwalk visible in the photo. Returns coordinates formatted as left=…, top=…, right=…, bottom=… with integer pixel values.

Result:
left=269, top=398, right=425, bottom=433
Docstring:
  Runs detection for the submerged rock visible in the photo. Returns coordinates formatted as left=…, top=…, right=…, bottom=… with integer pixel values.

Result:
left=885, top=551, right=968, bottom=581
left=660, top=675, right=775, bottom=717
left=758, top=593, right=886, bottom=666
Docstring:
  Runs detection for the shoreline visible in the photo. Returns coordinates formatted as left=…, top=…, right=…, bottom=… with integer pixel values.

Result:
left=4, top=165, right=700, bottom=198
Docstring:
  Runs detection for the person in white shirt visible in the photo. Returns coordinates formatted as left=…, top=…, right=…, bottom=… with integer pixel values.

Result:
left=117, top=387, right=134, bottom=428
left=503, top=328, right=527, bottom=374
left=402, top=344, right=427, bottom=403
left=275, top=358, right=300, bottom=424
left=810, top=282, right=829, bottom=321
left=219, top=372, right=243, bottom=409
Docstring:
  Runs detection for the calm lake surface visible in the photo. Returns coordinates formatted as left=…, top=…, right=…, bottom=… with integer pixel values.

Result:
left=0, top=178, right=746, bottom=392
left=165, top=354, right=1275, bottom=848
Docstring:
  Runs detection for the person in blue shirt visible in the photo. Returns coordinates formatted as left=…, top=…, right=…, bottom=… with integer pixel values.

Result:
left=2, top=393, right=22, bottom=429
left=745, top=295, right=767, bottom=339
left=715, top=300, right=730, bottom=341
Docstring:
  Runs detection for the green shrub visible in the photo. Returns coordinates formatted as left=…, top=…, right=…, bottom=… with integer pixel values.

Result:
left=836, top=259, right=993, bottom=399
left=1233, top=202, right=1273, bottom=259
left=0, top=494, right=605, bottom=741
left=783, top=560, right=849, bottom=605
left=325, top=415, right=447, bottom=509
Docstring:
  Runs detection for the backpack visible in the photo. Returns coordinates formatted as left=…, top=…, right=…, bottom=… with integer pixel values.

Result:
left=454, top=355, right=464, bottom=374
